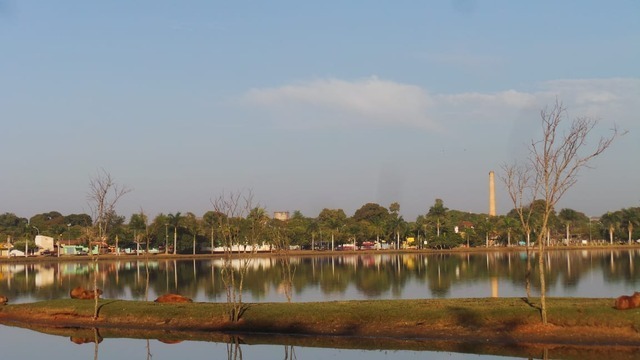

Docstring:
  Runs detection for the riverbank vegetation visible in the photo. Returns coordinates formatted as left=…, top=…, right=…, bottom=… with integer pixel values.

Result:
left=1, top=203, right=639, bottom=257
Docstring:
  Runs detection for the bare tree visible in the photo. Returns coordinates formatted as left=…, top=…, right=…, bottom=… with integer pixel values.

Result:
left=86, top=169, right=131, bottom=319
left=500, top=164, right=538, bottom=247
left=211, top=190, right=265, bottom=322
left=501, top=100, right=620, bottom=324
left=500, top=163, right=538, bottom=298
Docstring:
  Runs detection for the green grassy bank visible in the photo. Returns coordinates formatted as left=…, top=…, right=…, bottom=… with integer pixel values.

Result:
left=1, top=297, right=640, bottom=359
left=1, top=297, right=638, bottom=338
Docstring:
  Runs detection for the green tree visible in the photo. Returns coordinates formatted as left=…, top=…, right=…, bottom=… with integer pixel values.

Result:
left=352, top=203, right=389, bottom=245
left=64, top=213, right=92, bottom=227
left=353, top=203, right=388, bottom=225
left=286, top=210, right=312, bottom=247
left=600, top=211, right=621, bottom=244
left=167, top=212, right=183, bottom=255
left=414, top=215, right=428, bottom=248
left=0, top=213, right=28, bottom=244
left=148, top=213, right=169, bottom=250
left=129, top=211, right=148, bottom=253
left=621, top=207, right=640, bottom=245
left=388, top=202, right=406, bottom=248
left=29, top=211, right=65, bottom=236
left=558, top=208, right=580, bottom=244
left=183, top=212, right=200, bottom=255
left=427, top=199, right=448, bottom=237
left=317, top=208, right=347, bottom=249
left=247, top=207, right=269, bottom=247
left=203, top=210, right=227, bottom=252
left=501, top=216, right=519, bottom=247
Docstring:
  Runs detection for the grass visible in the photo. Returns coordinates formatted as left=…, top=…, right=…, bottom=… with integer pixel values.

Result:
left=2, top=297, right=640, bottom=359
left=2, top=297, right=637, bottom=332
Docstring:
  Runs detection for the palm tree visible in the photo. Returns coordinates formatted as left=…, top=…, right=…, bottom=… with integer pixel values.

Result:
left=184, top=212, right=199, bottom=255
left=167, top=212, right=183, bottom=255
left=621, top=208, right=640, bottom=245
left=501, top=216, right=519, bottom=247
left=558, top=208, right=580, bottom=245
left=600, top=211, right=620, bottom=244
left=129, top=211, right=148, bottom=254
left=427, top=199, right=448, bottom=237
left=388, top=202, right=405, bottom=248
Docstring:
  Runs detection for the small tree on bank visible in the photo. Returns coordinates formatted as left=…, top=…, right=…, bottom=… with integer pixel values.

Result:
left=502, top=100, right=620, bottom=324
left=87, top=169, right=131, bottom=319
left=212, top=190, right=265, bottom=322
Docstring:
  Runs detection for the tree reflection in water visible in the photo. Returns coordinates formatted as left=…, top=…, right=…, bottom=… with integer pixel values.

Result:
left=93, top=327, right=99, bottom=360
left=283, top=344, right=296, bottom=360
left=226, top=336, right=243, bottom=360
left=2, top=250, right=640, bottom=303
left=68, top=327, right=102, bottom=360
left=278, top=256, right=295, bottom=303
left=225, top=337, right=296, bottom=360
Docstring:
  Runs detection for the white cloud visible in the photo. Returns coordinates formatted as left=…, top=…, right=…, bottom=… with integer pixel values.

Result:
left=538, top=78, right=640, bottom=125
left=243, top=77, right=640, bottom=131
left=244, top=76, right=439, bottom=130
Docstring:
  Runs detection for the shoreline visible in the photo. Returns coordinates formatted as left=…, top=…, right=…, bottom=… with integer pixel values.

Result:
left=2, top=244, right=639, bottom=263
left=1, top=298, right=638, bottom=347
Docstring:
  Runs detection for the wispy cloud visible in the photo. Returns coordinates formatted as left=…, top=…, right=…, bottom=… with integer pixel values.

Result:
left=244, top=76, right=439, bottom=130
left=538, top=78, right=640, bottom=125
left=243, top=77, right=639, bottom=130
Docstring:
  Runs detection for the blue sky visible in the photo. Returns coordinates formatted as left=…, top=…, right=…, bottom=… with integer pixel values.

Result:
left=1, top=1, right=639, bottom=221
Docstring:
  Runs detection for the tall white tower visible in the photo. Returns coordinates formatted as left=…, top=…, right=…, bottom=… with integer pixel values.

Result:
left=489, top=171, right=496, bottom=216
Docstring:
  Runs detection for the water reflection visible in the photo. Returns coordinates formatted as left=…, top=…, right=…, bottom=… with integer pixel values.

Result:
left=227, top=336, right=243, bottom=360
left=3, top=322, right=639, bottom=360
left=1, top=249, right=639, bottom=304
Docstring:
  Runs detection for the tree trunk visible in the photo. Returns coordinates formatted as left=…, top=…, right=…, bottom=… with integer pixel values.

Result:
left=538, top=233, right=547, bottom=324
left=173, top=227, right=177, bottom=255
left=525, top=248, right=531, bottom=299
left=609, top=227, right=614, bottom=244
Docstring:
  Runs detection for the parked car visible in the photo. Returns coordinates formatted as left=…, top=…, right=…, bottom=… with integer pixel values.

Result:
left=9, top=249, right=25, bottom=257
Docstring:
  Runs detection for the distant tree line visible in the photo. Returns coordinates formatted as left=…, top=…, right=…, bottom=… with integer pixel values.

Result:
left=1, top=201, right=639, bottom=254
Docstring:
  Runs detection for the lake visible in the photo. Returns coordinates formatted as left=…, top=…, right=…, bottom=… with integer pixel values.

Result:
left=1, top=249, right=639, bottom=359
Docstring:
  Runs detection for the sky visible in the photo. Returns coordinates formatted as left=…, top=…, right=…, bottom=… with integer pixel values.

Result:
left=1, top=1, right=639, bottom=222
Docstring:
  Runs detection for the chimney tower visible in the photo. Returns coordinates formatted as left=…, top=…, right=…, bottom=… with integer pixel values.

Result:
left=489, top=171, right=496, bottom=216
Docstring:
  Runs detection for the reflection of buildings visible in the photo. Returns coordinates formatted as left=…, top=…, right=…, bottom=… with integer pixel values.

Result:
left=35, top=267, right=55, bottom=287
left=61, top=263, right=91, bottom=276
left=2, top=250, right=639, bottom=303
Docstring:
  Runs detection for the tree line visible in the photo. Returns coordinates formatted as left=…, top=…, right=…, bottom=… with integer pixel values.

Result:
left=1, top=201, right=638, bottom=254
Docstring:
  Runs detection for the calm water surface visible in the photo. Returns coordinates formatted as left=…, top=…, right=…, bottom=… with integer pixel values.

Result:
left=1, top=249, right=639, bottom=359
left=0, top=324, right=519, bottom=360
left=2, top=249, right=639, bottom=303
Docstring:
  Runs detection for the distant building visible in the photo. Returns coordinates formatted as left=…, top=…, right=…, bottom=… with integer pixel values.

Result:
left=35, top=235, right=55, bottom=253
left=273, top=211, right=290, bottom=221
